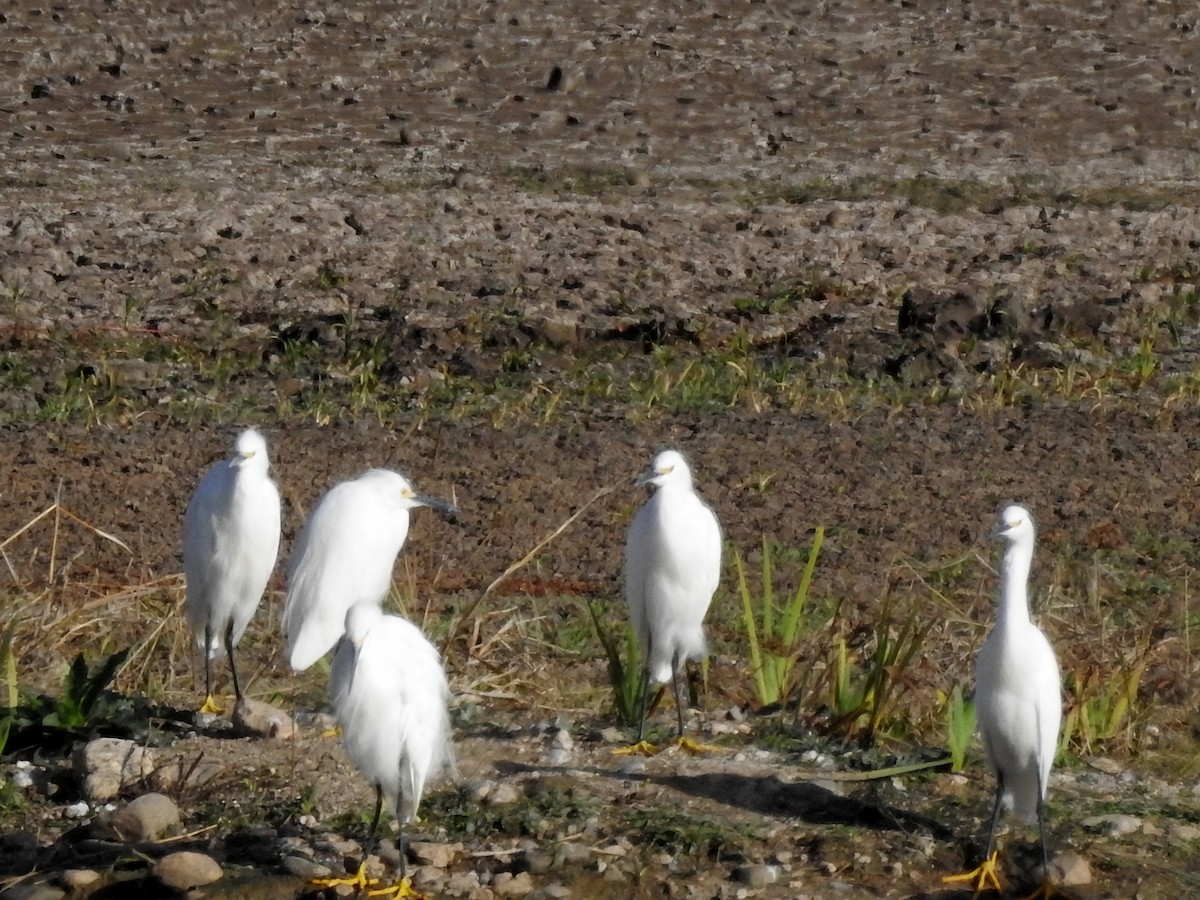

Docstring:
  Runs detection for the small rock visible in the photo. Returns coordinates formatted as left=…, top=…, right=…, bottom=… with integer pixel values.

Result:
left=488, top=782, right=521, bottom=805
left=411, top=865, right=448, bottom=888
left=153, top=851, right=223, bottom=890
left=281, top=855, right=332, bottom=879
left=73, top=738, right=155, bottom=801
left=494, top=871, right=535, bottom=895
left=64, top=801, right=90, bottom=819
left=1082, top=813, right=1142, bottom=838
left=1169, top=823, right=1200, bottom=841
left=601, top=865, right=625, bottom=883
left=107, top=793, right=182, bottom=842
left=409, top=841, right=461, bottom=869
left=524, top=850, right=555, bottom=874
left=1047, top=851, right=1092, bottom=887
left=598, top=727, right=624, bottom=744
left=150, top=758, right=224, bottom=793
left=615, top=757, right=645, bottom=777
left=558, top=843, right=591, bottom=866
left=736, top=864, right=780, bottom=888
left=0, top=883, right=66, bottom=900
left=232, top=697, right=296, bottom=740
left=58, top=870, right=102, bottom=892
left=445, top=870, right=481, bottom=894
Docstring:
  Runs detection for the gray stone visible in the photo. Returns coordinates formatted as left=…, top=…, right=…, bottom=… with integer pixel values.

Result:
left=411, top=865, right=448, bottom=888
left=73, top=738, right=155, bottom=801
left=107, top=793, right=182, bottom=842
left=150, top=757, right=224, bottom=793
left=558, top=843, right=591, bottom=866
left=153, top=851, right=223, bottom=890
left=1082, top=813, right=1142, bottom=837
left=615, top=757, right=646, bottom=776
left=232, top=697, right=296, bottom=740
left=488, top=782, right=521, bottom=805
left=445, top=870, right=481, bottom=895
left=524, top=849, right=555, bottom=874
left=58, top=870, right=102, bottom=892
left=1170, top=823, right=1200, bottom=841
left=494, top=871, right=535, bottom=895
left=736, top=864, right=780, bottom=888
left=1047, top=852, right=1093, bottom=887
left=409, top=841, right=461, bottom=869
left=280, top=855, right=332, bottom=879
left=0, top=883, right=66, bottom=900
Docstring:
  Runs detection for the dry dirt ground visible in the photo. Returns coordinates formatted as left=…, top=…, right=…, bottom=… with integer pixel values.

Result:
left=3, top=0, right=1200, bottom=898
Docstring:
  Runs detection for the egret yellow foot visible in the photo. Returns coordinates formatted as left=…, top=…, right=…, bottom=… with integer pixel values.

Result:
left=199, top=694, right=223, bottom=715
left=672, top=736, right=721, bottom=755
left=311, top=861, right=381, bottom=893
left=1022, top=878, right=1059, bottom=900
left=613, top=740, right=661, bottom=757
left=942, top=849, right=1002, bottom=893
left=368, top=877, right=428, bottom=899
left=320, top=725, right=343, bottom=738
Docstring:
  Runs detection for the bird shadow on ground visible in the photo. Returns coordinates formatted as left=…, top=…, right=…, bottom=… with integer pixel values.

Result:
left=493, top=758, right=951, bottom=839
left=494, top=759, right=1074, bottom=900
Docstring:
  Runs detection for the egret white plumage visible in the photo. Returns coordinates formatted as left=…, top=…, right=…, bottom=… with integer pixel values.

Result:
left=946, top=504, right=1062, bottom=894
left=282, top=468, right=456, bottom=671
left=182, top=428, right=282, bottom=715
left=313, top=601, right=454, bottom=897
left=621, top=449, right=722, bottom=753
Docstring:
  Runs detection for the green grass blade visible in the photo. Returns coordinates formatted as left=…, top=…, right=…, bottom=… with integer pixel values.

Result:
left=0, top=618, right=18, bottom=709
left=735, top=548, right=770, bottom=705
left=782, top=526, right=823, bottom=644
left=761, top=536, right=774, bottom=641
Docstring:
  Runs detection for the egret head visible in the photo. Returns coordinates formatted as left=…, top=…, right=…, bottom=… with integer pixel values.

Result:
left=344, top=602, right=384, bottom=648
left=362, top=469, right=460, bottom=519
left=399, top=473, right=458, bottom=518
left=231, top=428, right=269, bottom=468
left=991, top=504, right=1035, bottom=542
left=635, top=449, right=693, bottom=489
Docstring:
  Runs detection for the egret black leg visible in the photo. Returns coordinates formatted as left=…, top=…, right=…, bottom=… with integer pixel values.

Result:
left=635, top=664, right=651, bottom=742
left=1036, top=770, right=1051, bottom=878
left=670, top=653, right=685, bottom=738
left=224, top=620, right=242, bottom=704
left=364, top=783, right=384, bottom=866
left=394, top=787, right=407, bottom=880
left=204, top=624, right=217, bottom=696
left=983, top=771, right=1005, bottom=863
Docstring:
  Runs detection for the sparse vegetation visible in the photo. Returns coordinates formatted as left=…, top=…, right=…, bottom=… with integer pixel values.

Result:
left=735, top=530, right=825, bottom=709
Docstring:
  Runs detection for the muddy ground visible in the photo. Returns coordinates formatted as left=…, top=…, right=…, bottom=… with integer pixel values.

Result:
left=2, top=0, right=1200, bottom=898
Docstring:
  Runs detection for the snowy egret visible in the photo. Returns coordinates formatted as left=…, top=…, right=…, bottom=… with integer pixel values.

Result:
left=314, top=601, right=454, bottom=897
left=282, top=468, right=457, bottom=671
left=945, top=504, right=1062, bottom=894
left=621, top=449, right=722, bottom=753
left=181, top=428, right=282, bottom=715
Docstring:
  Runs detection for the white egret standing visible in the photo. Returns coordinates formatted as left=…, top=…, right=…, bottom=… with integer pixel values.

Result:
left=282, top=468, right=456, bottom=671
left=182, top=428, right=282, bottom=714
left=946, top=504, right=1062, bottom=894
left=313, top=601, right=454, bottom=896
left=622, top=449, right=721, bottom=753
